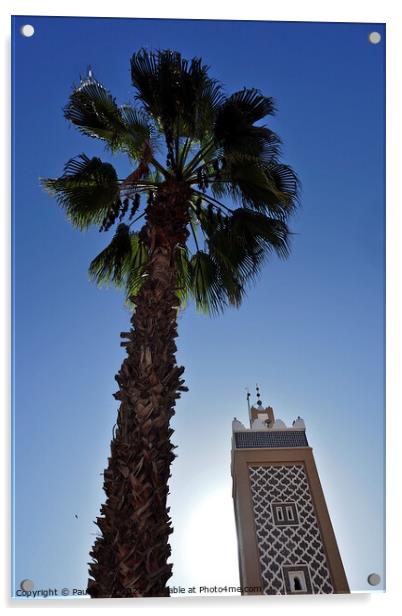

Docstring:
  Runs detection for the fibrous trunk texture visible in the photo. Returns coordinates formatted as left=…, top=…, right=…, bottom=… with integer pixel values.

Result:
left=87, top=182, right=190, bottom=598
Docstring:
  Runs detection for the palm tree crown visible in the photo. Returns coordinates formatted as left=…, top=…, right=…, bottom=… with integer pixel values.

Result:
left=42, top=49, right=299, bottom=314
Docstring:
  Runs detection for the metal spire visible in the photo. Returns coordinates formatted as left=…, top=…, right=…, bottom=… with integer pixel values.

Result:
left=77, top=65, right=99, bottom=91
left=256, top=384, right=263, bottom=407
left=245, top=387, right=251, bottom=426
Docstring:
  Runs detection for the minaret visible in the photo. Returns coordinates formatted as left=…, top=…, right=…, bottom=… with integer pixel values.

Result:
left=231, top=388, right=349, bottom=595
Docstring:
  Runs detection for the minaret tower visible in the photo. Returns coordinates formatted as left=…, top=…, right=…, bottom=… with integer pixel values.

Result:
left=231, top=388, right=349, bottom=595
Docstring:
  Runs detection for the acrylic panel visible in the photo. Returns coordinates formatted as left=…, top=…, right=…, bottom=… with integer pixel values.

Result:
left=11, top=16, right=385, bottom=599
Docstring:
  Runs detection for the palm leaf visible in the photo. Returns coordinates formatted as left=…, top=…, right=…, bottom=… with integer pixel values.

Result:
left=222, top=207, right=290, bottom=261
left=65, top=73, right=152, bottom=159
left=214, top=88, right=279, bottom=160
left=41, top=154, right=120, bottom=229
left=130, top=49, right=223, bottom=141
left=188, top=250, right=225, bottom=315
left=125, top=233, right=149, bottom=300
left=174, top=246, right=191, bottom=308
left=211, top=158, right=299, bottom=219
left=119, top=105, right=155, bottom=160
left=196, top=205, right=290, bottom=294
left=89, top=223, right=133, bottom=287
left=175, top=56, right=224, bottom=140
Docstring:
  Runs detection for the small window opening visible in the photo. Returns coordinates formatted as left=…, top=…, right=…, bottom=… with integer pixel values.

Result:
left=289, top=571, right=307, bottom=593
left=293, top=576, right=302, bottom=591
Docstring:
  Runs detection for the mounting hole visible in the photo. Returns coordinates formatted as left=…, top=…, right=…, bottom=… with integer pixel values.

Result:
left=367, top=573, right=381, bottom=586
left=368, top=32, right=381, bottom=45
left=20, top=579, right=34, bottom=591
left=20, top=24, right=35, bottom=38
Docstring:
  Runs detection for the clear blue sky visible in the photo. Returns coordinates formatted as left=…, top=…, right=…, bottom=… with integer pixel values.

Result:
left=12, top=16, right=385, bottom=597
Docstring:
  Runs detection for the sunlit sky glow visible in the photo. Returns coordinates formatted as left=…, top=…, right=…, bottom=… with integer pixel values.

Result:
left=12, top=16, right=385, bottom=597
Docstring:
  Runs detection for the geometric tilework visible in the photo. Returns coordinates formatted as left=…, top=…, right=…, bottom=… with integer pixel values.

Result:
left=235, top=430, right=309, bottom=449
left=249, top=465, right=334, bottom=594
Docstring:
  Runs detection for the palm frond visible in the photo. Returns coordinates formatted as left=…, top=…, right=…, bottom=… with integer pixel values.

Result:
left=40, top=154, right=120, bottom=229
left=188, top=250, right=226, bottom=316
left=196, top=205, right=290, bottom=294
left=64, top=72, right=153, bottom=159
left=210, top=158, right=300, bottom=219
left=130, top=49, right=160, bottom=117
left=119, top=105, right=156, bottom=160
left=221, top=207, right=290, bottom=261
left=130, top=49, right=223, bottom=143
left=174, top=246, right=191, bottom=308
left=176, top=56, right=224, bottom=140
left=125, top=233, right=149, bottom=300
left=89, top=223, right=133, bottom=287
left=64, top=76, right=124, bottom=145
left=213, top=88, right=280, bottom=161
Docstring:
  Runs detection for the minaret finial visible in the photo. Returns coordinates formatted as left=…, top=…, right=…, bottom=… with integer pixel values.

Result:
left=246, top=387, right=251, bottom=424
left=77, top=65, right=98, bottom=92
left=256, top=384, right=263, bottom=407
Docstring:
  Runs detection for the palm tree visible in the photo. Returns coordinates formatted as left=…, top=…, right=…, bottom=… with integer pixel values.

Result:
left=41, top=49, right=299, bottom=598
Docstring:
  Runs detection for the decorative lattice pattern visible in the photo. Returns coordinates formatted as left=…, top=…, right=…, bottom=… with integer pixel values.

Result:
left=235, top=431, right=308, bottom=449
left=249, top=464, right=334, bottom=594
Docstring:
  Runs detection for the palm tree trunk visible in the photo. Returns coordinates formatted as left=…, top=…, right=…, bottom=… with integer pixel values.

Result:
left=87, top=183, right=190, bottom=598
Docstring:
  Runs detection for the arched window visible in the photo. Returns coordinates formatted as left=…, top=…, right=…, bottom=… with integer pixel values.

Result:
left=287, top=569, right=308, bottom=593
left=293, top=576, right=302, bottom=591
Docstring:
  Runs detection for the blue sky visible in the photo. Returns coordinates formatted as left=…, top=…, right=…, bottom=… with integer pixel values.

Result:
left=12, top=16, right=385, bottom=597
